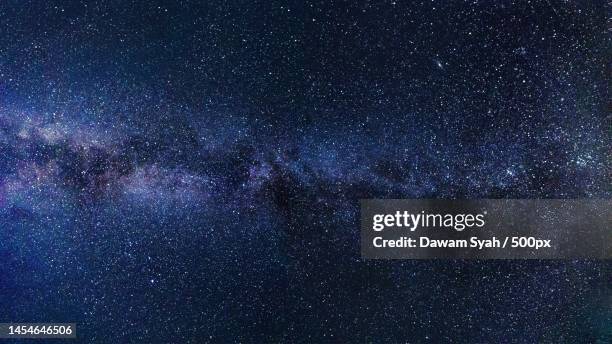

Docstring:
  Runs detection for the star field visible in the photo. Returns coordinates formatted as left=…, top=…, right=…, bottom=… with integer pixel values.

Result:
left=0, top=1, right=610, bottom=343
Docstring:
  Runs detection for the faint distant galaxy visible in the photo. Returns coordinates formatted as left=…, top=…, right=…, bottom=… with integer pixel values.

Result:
left=0, top=1, right=609, bottom=343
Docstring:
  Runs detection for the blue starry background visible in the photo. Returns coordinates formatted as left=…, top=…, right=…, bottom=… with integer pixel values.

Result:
left=0, top=1, right=610, bottom=343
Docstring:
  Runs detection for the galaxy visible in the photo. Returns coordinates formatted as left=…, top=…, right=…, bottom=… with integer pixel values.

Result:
left=0, top=1, right=610, bottom=342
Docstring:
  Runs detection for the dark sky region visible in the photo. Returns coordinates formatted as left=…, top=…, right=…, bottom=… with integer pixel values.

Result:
left=0, top=1, right=609, bottom=342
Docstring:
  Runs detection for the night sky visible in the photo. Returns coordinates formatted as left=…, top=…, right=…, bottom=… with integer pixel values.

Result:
left=0, top=1, right=610, bottom=343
